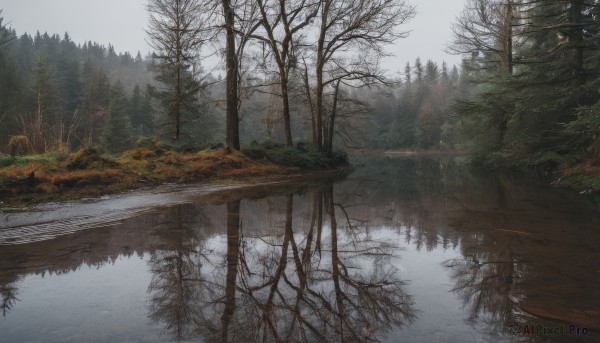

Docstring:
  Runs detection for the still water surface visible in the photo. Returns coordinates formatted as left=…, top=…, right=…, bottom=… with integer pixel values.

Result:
left=1, top=156, right=599, bottom=342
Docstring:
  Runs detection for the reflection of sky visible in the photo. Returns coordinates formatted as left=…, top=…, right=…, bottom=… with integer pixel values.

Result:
left=1, top=255, right=162, bottom=343
left=370, top=228, right=510, bottom=343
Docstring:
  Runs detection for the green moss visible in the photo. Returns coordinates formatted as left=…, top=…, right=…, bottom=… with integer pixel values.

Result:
left=0, top=152, right=65, bottom=168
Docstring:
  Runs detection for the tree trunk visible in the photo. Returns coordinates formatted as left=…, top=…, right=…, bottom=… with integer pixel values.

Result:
left=281, top=74, right=293, bottom=146
left=502, top=0, right=513, bottom=75
left=314, top=1, right=330, bottom=152
left=175, top=4, right=182, bottom=140
left=315, top=64, right=324, bottom=151
left=302, top=62, right=317, bottom=146
left=221, top=200, right=241, bottom=342
left=223, top=0, right=240, bottom=150
left=569, top=0, right=585, bottom=86
left=325, top=79, right=341, bottom=156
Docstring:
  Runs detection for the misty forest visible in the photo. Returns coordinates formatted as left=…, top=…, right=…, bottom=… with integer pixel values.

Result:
left=0, top=0, right=599, bottom=342
left=1, top=1, right=599, bottom=166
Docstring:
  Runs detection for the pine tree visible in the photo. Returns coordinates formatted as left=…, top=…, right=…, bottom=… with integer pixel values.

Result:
left=29, top=56, right=61, bottom=152
left=129, top=84, right=154, bottom=137
left=448, top=0, right=600, bottom=165
left=78, top=59, right=110, bottom=146
left=508, top=0, right=600, bottom=163
left=146, top=0, right=207, bottom=143
left=102, top=81, right=132, bottom=153
left=0, top=16, right=20, bottom=147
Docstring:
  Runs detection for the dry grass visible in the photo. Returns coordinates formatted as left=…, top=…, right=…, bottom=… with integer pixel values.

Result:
left=0, top=147, right=330, bottom=205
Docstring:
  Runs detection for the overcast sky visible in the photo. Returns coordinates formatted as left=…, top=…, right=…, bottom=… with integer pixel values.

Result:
left=0, top=0, right=466, bottom=73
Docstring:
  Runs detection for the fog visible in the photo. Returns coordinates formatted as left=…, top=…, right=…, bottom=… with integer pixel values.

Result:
left=0, top=0, right=466, bottom=71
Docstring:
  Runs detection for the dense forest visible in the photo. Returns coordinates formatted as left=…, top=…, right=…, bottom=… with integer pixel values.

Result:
left=1, top=0, right=600, bottom=174
left=372, top=0, right=600, bottom=173
left=448, top=0, right=600, bottom=171
left=0, top=21, right=159, bottom=153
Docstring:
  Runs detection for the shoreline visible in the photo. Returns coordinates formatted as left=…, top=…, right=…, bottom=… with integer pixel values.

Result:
left=0, top=148, right=351, bottom=208
left=0, top=172, right=348, bottom=245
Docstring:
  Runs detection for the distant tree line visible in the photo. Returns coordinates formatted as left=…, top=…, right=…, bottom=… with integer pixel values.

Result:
left=0, top=19, right=159, bottom=154
left=362, top=58, right=470, bottom=151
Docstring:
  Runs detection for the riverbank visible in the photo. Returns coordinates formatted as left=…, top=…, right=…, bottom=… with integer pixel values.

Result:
left=474, top=152, right=600, bottom=194
left=352, top=149, right=600, bottom=195
left=0, top=146, right=350, bottom=206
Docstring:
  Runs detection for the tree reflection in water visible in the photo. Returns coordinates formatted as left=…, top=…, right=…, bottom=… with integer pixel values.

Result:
left=0, top=281, right=19, bottom=317
left=147, top=185, right=415, bottom=342
left=146, top=205, right=209, bottom=340
left=350, top=156, right=600, bottom=340
left=443, top=241, right=525, bottom=336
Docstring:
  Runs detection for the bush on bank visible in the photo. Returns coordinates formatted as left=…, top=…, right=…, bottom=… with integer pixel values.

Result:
left=242, top=140, right=348, bottom=170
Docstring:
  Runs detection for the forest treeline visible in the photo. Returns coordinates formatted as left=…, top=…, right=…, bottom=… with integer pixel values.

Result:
left=0, top=24, right=158, bottom=154
left=1, top=0, right=600, bottom=175
left=0, top=2, right=462, bottom=157
left=0, top=1, right=422, bottom=157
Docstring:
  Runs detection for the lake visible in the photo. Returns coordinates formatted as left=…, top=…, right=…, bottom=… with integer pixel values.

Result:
left=1, top=155, right=598, bottom=342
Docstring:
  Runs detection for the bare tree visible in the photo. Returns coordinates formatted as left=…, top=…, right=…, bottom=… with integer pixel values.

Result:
left=218, top=0, right=262, bottom=150
left=311, top=0, right=415, bottom=153
left=447, top=0, right=519, bottom=148
left=221, top=0, right=241, bottom=149
left=251, top=0, right=320, bottom=146
left=448, top=0, right=518, bottom=75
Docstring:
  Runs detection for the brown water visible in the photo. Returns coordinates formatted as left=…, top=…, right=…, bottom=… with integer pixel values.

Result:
left=0, top=155, right=598, bottom=342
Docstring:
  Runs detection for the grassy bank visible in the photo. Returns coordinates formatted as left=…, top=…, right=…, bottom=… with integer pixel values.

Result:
left=0, top=143, right=349, bottom=206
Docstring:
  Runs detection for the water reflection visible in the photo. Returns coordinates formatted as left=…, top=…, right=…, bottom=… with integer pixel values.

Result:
left=146, top=205, right=208, bottom=340
left=146, top=187, right=416, bottom=342
left=0, top=156, right=599, bottom=342
left=354, top=156, right=600, bottom=341
left=0, top=281, right=18, bottom=316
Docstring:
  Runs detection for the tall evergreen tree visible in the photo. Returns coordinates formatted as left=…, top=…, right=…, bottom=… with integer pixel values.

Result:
left=146, top=0, right=207, bottom=142
left=102, top=81, right=132, bottom=153
left=29, top=56, right=61, bottom=152
left=129, top=84, right=154, bottom=137
left=448, top=0, right=600, bottom=167
left=78, top=59, right=110, bottom=146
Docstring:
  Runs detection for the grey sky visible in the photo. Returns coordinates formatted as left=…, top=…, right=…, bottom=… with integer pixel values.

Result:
left=0, top=0, right=465, bottom=73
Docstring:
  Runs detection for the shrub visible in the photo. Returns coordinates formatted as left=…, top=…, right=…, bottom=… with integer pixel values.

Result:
left=241, top=141, right=348, bottom=170
left=8, top=135, right=29, bottom=157
left=65, top=148, right=118, bottom=170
